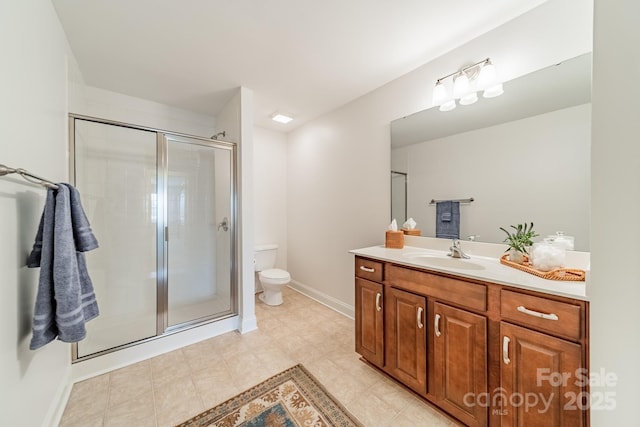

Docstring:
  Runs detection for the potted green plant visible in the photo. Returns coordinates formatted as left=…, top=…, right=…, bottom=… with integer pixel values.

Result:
left=499, top=222, right=538, bottom=264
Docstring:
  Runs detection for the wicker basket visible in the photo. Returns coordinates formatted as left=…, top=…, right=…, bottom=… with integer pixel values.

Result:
left=499, top=254, right=585, bottom=282
left=385, top=230, right=404, bottom=249
left=402, top=228, right=421, bottom=236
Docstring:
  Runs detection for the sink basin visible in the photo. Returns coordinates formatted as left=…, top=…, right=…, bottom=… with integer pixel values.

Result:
left=403, top=252, right=485, bottom=271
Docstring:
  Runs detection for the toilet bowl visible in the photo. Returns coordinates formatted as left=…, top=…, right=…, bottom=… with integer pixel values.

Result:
left=254, top=244, right=290, bottom=306
left=258, top=268, right=291, bottom=306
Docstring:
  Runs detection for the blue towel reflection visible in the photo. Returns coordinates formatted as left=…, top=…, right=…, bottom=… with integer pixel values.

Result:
left=435, top=201, right=460, bottom=239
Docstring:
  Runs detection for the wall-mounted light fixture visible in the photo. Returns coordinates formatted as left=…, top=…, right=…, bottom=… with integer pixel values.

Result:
left=432, top=58, right=503, bottom=112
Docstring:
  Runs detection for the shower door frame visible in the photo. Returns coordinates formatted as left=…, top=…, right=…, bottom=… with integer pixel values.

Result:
left=69, top=114, right=238, bottom=362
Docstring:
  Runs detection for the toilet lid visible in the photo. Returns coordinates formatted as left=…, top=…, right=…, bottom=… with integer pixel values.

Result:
left=260, top=268, right=290, bottom=280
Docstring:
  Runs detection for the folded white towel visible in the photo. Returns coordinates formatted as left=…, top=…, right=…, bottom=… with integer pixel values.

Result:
left=403, top=218, right=417, bottom=230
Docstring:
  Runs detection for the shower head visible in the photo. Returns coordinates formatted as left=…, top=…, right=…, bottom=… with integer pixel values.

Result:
left=211, top=131, right=226, bottom=140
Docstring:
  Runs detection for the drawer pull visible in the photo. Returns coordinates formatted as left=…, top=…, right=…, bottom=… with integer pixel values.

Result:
left=359, top=266, right=375, bottom=273
left=503, top=336, right=511, bottom=365
left=517, top=305, right=559, bottom=321
left=434, top=314, right=441, bottom=337
left=417, top=307, right=424, bottom=329
left=375, top=293, right=382, bottom=312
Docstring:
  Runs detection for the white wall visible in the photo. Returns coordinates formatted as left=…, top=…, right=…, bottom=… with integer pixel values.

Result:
left=216, top=88, right=257, bottom=333
left=215, top=91, right=240, bottom=144
left=287, top=97, right=390, bottom=317
left=254, top=126, right=288, bottom=278
left=393, top=103, right=591, bottom=250
left=71, top=85, right=216, bottom=138
left=237, top=88, right=257, bottom=333
left=0, top=1, right=75, bottom=425
left=287, top=0, right=592, bottom=314
left=590, top=0, right=640, bottom=424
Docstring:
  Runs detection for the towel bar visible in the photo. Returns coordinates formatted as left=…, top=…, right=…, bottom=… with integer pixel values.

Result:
left=0, top=164, right=59, bottom=189
left=429, top=197, right=474, bottom=205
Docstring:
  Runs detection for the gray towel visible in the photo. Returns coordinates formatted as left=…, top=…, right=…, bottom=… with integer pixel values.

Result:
left=68, top=184, right=98, bottom=251
left=27, top=183, right=99, bottom=350
left=27, top=190, right=57, bottom=347
left=435, top=201, right=460, bottom=239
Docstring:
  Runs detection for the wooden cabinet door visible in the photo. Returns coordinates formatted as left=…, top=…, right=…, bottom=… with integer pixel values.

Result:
left=355, top=278, right=384, bottom=367
left=433, top=302, right=488, bottom=427
left=385, top=287, right=427, bottom=394
left=500, top=322, right=583, bottom=427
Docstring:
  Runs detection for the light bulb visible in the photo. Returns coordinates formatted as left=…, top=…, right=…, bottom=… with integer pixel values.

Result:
left=460, top=92, right=478, bottom=105
left=477, top=61, right=497, bottom=89
left=483, top=83, right=504, bottom=98
left=453, top=73, right=470, bottom=99
left=432, top=81, right=447, bottom=106
left=439, top=100, right=456, bottom=112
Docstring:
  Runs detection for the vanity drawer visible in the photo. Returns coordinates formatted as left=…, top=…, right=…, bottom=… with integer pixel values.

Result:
left=355, top=257, right=384, bottom=283
left=387, top=264, right=486, bottom=311
left=501, top=289, right=582, bottom=341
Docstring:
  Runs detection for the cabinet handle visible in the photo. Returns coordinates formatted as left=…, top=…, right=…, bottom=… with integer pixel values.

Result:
left=517, top=305, right=559, bottom=321
left=417, top=307, right=424, bottom=329
left=359, top=266, right=375, bottom=273
left=503, top=336, right=511, bottom=365
left=375, top=293, right=382, bottom=311
left=434, top=313, right=441, bottom=337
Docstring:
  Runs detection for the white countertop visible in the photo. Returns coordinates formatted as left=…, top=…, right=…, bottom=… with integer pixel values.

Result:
left=350, top=241, right=589, bottom=301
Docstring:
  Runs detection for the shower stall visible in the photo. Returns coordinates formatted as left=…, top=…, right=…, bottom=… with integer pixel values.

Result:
left=70, top=115, right=237, bottom=361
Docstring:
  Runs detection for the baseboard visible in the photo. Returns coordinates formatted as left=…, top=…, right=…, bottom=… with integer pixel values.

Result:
left=44, top=366, right=73, bottom=427
left=288, top=280, right=354, bottom=319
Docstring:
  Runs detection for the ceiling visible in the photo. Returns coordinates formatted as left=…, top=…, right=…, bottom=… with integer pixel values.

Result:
left=52, top=0, right=548, bottom=132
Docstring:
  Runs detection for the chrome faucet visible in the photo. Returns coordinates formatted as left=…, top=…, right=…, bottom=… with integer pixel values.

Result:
left=448, top=239, right=470, bottom=259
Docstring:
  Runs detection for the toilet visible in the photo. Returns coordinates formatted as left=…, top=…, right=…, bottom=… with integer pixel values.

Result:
left=254, top=244, right=290, bottom=306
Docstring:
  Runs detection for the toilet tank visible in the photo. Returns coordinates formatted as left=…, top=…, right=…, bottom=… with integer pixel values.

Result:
left=254, top=244, right=278, bottom=272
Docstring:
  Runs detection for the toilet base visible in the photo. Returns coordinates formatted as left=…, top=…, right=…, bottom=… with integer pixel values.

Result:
left=259, top=289, right=283, bottom=306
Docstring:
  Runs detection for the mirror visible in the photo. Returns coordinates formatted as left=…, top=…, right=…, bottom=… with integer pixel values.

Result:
left=391, top=53, right=591, bottom=251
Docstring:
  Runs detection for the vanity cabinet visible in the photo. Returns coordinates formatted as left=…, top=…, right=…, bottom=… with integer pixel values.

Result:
left=355, top=258, right=384, bottom=368
left=355, top=278, right=384, bottom=367
left=433, top=302, right=487, bottom=427
left=499, top=290, right=585, bottom=426
left=353, top=255, right=589, bottom=427
left=500, top=322, right=583, bottom=426
left=384, top=287, right=427, bottom=394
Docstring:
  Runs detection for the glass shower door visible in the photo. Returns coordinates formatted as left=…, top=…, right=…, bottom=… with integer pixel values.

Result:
left=165, top=136, right=234, bottom=328
left=74, top=119, right=158, bottom=357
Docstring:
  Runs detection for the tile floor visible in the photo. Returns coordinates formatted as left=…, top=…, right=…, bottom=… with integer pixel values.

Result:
left=59, top=287, right=459, bottom=427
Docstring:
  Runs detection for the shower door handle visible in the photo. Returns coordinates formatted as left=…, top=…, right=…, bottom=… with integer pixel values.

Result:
left=217, top=217, right=229, bottom=232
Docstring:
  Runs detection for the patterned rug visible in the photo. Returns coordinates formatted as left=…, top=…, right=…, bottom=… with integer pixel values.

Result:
left=177, top=364, right=363, bottom=427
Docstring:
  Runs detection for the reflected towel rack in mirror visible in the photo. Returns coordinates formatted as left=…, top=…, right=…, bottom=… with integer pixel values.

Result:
left=0, top=164, right=59, bottom=190
left=429, top=197, right=474, bottom=205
